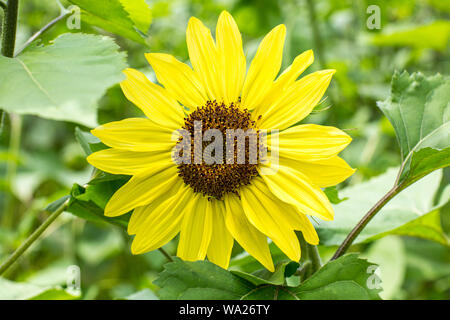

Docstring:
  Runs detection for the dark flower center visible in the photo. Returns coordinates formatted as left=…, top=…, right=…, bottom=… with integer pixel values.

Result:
left=175, top=100, right=261, bottom=199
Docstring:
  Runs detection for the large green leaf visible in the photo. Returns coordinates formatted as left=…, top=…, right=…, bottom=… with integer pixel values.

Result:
left=0, top=33, right=126, bottom=127
left=68, top=0, right=152, bottom=44
left=317, top=168, right=449, bottom=246
left=0, top=278, right=78, bottom=300
left=290, top=254, right=381, bottom=300
left=154, top=258, right=253, bottom=300
left=377, top=71, right=450, bottom=186
left=153, top=256, right=380, bottom=300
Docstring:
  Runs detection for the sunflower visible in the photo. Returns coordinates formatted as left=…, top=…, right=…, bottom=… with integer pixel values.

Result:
left=87, top=11, right=354, bottom=272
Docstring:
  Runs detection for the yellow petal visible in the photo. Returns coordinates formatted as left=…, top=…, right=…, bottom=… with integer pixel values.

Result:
left=145, top=53, right=208, bottom=110
left=268, top=124, right=352, bottom=161
left=105, top=165, right=181, bottom=217
left=216, top=11, right=246, bottom=105
left=289, top=211, right=319, bottom=245
left=91, top=118, right=175, bottom=152
left=207, top=199, right=234, bottom=269
left=130, top=185, right=195, bottom=254
left=258, top=70, right=335, bottom=130
left=87, top=148, right=170, bottom=175
left=240, top=177, right=301, bottom=262
left=241, top=24, right=286, bottom=110
left=280, top=155, right=356, bottom=188
left=120, top=68, right=184, bottom=130
left=128, top=199, right=168, bottom=236
left=224, top=193, right=274, bottom=272
left=253, top=50, right=314, bottom=116
left=177, top=194, right=213, bottom=261
left=186, top=17, right=222, bottom=102
left=258, top=163, right=334, bottom=221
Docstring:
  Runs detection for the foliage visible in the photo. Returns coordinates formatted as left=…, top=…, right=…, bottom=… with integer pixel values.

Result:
left=0, top=33, right=127, bottom=127
left=154, top=255, right=381, bottom=300
left=0, top=0, right=448, bottom=300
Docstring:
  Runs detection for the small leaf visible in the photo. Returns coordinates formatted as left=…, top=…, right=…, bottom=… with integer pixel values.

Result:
left=75, top=127, right=105, bottom=156
left=324, top=186, right=348, bottom=204
left=68, top=0, right=151, bottom=44
left=67, top=183, right=130, bottom=229
left=405, top=147, right=450, bottom=186
left=44, top=195, right=70, bottom=212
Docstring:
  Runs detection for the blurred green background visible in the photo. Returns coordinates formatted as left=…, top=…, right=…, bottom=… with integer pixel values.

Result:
left=0, top=0, right=449, bottom=299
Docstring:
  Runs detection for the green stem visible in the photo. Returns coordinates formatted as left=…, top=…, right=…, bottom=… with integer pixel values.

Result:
left=158, top=248, right=173, bottom=262
left=305, top=0, right=326, bottom=68
left=15, top=5, right=70, bottom=56
left=331, top=185, right=400, bottom=260
left=0, top=198, right=70, bottom=276
left=307, top=244, right=322, bottom=273
left=2, top=113, right=22, bottom=228
left=1, top=0, right=19, bottom=57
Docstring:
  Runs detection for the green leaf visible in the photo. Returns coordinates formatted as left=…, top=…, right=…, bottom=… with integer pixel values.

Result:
left=67, top=182, right=130, bottom=229
left=377, top=71, right=450, bottom=186
left=153, top=258, right=253, bottom=300
left=0, top=278, right=79, bottom=300
left=0, top=33, right=127, bottom=127
left=291, top=254, right=381, bottom=300
left=68, top=0, right=151, bottom=44
left=324, top=186, right=348, bottom=204
left=406, top=147, right=450, bottom=186
left=119, top=0, right=152, bottom=33
left=317, top=168, right=449, bottom=246
left=75, top=127, right=105, bottom=156
left=369, top=209, right=449, bottom=246
left=371, top=21, right=450, bottom=51
left=154, top=256, right=380, bottom=300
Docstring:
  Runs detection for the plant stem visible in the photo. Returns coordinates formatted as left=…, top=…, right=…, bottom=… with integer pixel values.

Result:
left=305, top=0, right=326, bottom=68
left=15, top=7, right=70, bottom=56
left=307, top=244, right=322, bottom=273
left=158, top=248, right=173, bottom=262
left=2, top=113, right=22, bottom=228
left=1, top=0, right=18, bottom=57
left=0, top=198, right=70, bottom=276
left=331, top=185, right=400, bottom=260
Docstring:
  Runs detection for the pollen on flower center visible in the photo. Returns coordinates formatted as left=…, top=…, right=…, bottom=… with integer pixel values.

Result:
left=176, top=100, right=261, bottom=200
